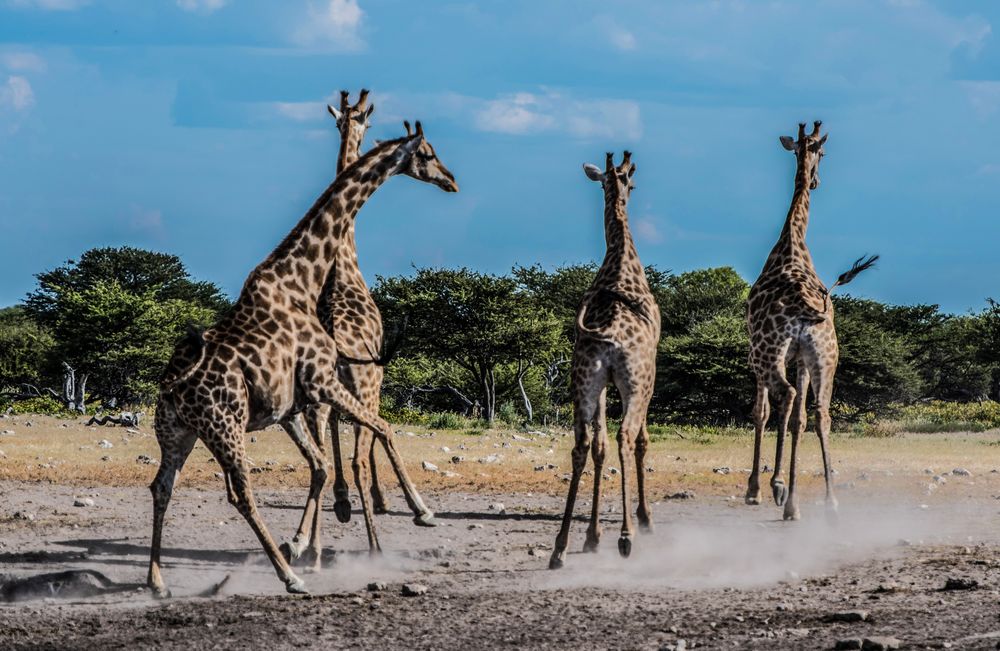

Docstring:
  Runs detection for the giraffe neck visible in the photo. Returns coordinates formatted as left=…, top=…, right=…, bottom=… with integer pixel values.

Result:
left=763, top=164, right=814, bottom=273
left=595, top=196, right=647, bottom=291
left=335, top=128, right=363, bottom=176
left=253, top=137, right=410, bottom=302
left=336, top=130, right=364, bottom=256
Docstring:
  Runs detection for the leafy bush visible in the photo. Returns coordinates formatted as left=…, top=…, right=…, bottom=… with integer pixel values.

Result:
left=0, top=395, right=74, bottom=416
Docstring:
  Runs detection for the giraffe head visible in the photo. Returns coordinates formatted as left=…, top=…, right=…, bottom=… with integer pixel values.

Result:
left=780, top=120, right=827, bottom=190
left=582, top=151, right=636, bottom=205
left=395, top=120, right=459, bottom=192
left=327, top=89, right=374, bottom=168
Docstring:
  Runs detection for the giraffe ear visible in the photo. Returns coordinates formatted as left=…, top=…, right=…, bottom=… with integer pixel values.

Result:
left=365, top=103, right=375, bottom=120
left=327, top=104, right=342, bottom=121
left=582, top=163, right=604, bottom=182
left=779, top=136, right=797, bottom=152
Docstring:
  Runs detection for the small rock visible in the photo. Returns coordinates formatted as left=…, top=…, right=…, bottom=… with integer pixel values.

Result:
left=824, top=610, right=869, bottom=623
left=366, top=581, right=388, bottom=592
left=861, top=637, right=901, bottom=651
left=511, top=434, right=530, bottom=441
left=0, top=449, right=6, bottom=458
left=421, top=461, right=439, bottom=472
left=73, top=497, right=95, bottom=508
left=488, top=502, right=506, bottom=514
left=1, top=429, right=14, bottom=436
left=713, top=466, right=731, bottom=475
left=952, top=468, right=972, bottom=477
left=12, top=510, right=35, bottom=521
left=451, top=456, right=464, bottom=464
left=942, top=577, right=978, bottom=591
left=440, top=470, right=461, bottom=478
left=250, top=436, right=257, bottom=443
left=136, top=455, right=158, bottom=465
left=665, top=490, right=696, bottom=500
left=401, top=583, right=428, bottom=597
left=776, top=602, right=791, bottom=611
left=440, top=446, right=450, bottom=453
left=923, top=468, right=934, bottom=475
left=97, top=439, right=113, bottom=449
left=835, top=640, right=863, bottom=651
left=608, top=467, right=619, bottom=475
left=534, top=465, right=546, bottom=471
left=933, top=474, right=947, bottom=484
left=468, top=524, right=483, bottom=530
left=479, top=454, right=500, bottom=464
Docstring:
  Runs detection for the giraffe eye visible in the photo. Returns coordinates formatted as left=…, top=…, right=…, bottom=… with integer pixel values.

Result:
left=416, top=152, right=434, bottom=162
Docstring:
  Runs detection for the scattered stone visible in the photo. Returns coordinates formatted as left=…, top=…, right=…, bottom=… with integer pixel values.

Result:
left=0, top=449, right=6, bottom=458
left=440, top=446, right=450, bottom=453
left=421, top=461, right=439, bottom=472
left=942, top=577, right=979, bottom=591
left=923, top=468, right=934, bottom=475
left=12, top=510, right=34, bottom=521
left=403, top=431, right=416, bottom=437
left=97, top=439, right=113, bottom=449
left=608, top=467, right=619, bottom=475
left=401, top=583, right=428, bottom=597
left=712, top=466, right=731, bottom=475
left=835, top=640, right=863, bottom=651
left=73, top=497, right=95, bottom=508
left=249, top=467, right=271, bottom=474
left=451, top=456, right=464, bottom=464
left=952, top=468, right=972, bottom=477
left=440, top=470, right=461, bottom=478
left=776, top=602, right=791, bottom=611
left=250, top=436, right=257, bottom=443
left=665, top=490, right=696, bottom=500
left=824, top=610, right=869, bottom=623
left=534, top=465, right=546, bottom=471
left=1, top=429, right=14, bottom=436
left=136, top=455, right=158, bottom=465
left=527, top=548, right=539, bottom=556
left=861, top=637, right=901, bottom=651
left=933, top=474, right=948, bottom=484
left=488, top=502, right=506, bottom=514
left=479, top=454, right=501, bottom=464
left=468, top=524, right=483, bottom=530
left=511, top=434, right=531, bottom=442
left=366, top=581, right=388, bottom=592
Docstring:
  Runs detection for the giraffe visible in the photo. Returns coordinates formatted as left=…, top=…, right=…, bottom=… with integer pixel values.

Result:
left=147, top=121, right=458, bottom=597
left=550, top=151, right=661, bottom=570
left=280, top=90, right=436, bottom=569
left=745, top=120, right=876, bottom=521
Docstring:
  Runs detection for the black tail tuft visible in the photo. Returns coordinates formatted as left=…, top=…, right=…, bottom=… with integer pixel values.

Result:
left=831, top=254, right=879, bottom=291
left=339, top=314, right=409, bottom=367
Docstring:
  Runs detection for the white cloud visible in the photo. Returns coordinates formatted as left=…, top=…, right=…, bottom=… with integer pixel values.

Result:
left=959, top=81, right=1000, bottom=119
left=1, top=52, right=45, bottom=73
left=0, top=75, right=35, bottom=111
left=608, top=26, right=637, bottom=51
left=176, top=0, right=227, bottom=14
left=6, top=0, right=89, bottom=10
left=473, top=90, right=642, bottom=140
left=295, top=0, right=365, bottom=51
left=274, top=101, right=325, bottom=122
left=633, top=217, right=664, bottom=244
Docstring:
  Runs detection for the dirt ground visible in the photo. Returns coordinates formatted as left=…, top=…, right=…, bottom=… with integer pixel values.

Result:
left=3, top=415, right=1000, bottom=650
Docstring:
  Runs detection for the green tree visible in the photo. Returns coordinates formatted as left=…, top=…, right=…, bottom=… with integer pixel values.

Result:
left=374, top=268, right=564, bottom=424
left=48, top=280, right=216, bottom=403
left=0, top=307, right=55, bottom=388
left=25, top=246, right=229, bottom=326
left=658, top=267, right=749, bottom=337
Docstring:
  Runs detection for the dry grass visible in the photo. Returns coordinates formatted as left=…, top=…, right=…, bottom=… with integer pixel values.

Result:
left=1, top=414, right=999, bottom=500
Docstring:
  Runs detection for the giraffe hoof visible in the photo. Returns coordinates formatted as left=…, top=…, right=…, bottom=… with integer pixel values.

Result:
left=285, top=577, right=309, bottom=595
left=618, top=536, right=632, bottom=558
left=333, top=500, right=353, bottom=523
left=772, top=480, right=788, bottom=507
left=638, top=520, right=653, bottom=534
left=582, top=537, right=600, bottom=553
left=150, top=585, right=172, bottom=600
left=783, top=506, right=801, bottom=521
left=372, top=500, right=389, bottom=515
left=745, top=492, right=762, bottom=506
left=548, top=552, right=565, bottom=570
left=413, top=512, right=437, bottom=527
left=279, top=541, right=302, bottom=563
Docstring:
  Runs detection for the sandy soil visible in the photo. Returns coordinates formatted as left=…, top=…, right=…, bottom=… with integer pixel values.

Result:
left=2, top=415, right=1000, bottom=649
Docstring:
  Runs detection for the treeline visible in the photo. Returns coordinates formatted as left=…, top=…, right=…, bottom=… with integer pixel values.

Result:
left=2, top=246, right=999, bottom=426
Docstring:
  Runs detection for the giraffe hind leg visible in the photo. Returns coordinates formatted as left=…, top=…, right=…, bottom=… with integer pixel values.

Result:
left=329, top=412, right=353, bottom=523
left=745, top=381, right=768, bottom=505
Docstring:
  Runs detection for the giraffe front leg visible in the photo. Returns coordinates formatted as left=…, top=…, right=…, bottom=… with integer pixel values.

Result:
left=770, top=377, right=796, bottom=509
left=278, top=414, right=330, bottom=571
left=329, top=414, right=353, bottom=523
left=148, top=426, right=198, bottom=599
left=746, top=382, right=768, bottom=505
left=634, top=421, right=652, bottom=533
left=782, top=367, right=809, bottom=521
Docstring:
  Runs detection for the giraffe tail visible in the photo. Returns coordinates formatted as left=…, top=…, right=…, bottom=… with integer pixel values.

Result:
left=575, top=290, right=652, bottom=342
left=829, top=254, right=879, bottom=293
left=160, top=326, right=207, bottom=392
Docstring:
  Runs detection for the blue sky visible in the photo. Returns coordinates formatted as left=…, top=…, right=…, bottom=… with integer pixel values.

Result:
left=1, top=0, right=999, bottom=313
